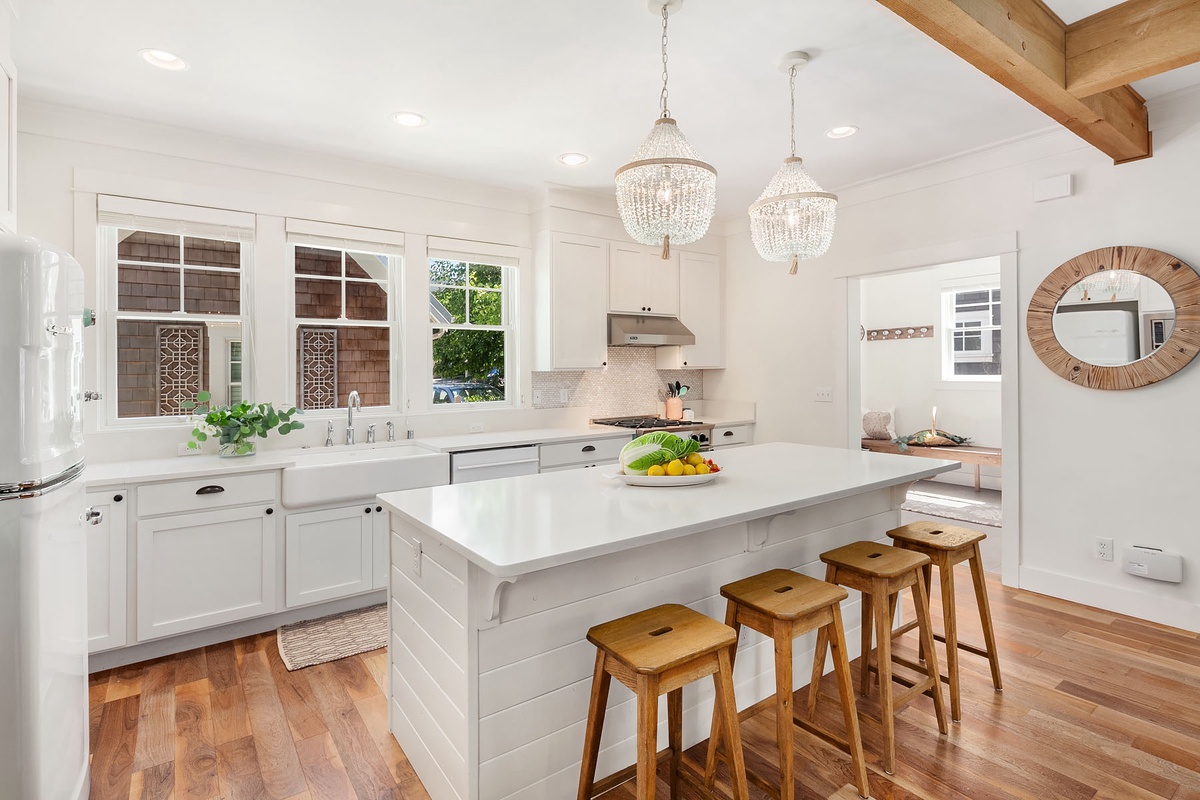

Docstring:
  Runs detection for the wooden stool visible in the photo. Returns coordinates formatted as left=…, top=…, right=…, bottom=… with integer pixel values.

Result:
left=807, top=541, right=948, bottom=775
left=704, top=570, right=870, bottom=800
left=887, top=521, right=1003, bottom=721
left=577, top=604, right=750, bottom=800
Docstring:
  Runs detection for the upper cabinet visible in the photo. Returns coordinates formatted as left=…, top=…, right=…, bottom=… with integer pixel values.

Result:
left=0, top=9, right=16, bottom=234
left=657, top=251, right=724, bottom=369
left=609, top=243, right=679, bottom=316
left=533, top=232, right=609, bottom=370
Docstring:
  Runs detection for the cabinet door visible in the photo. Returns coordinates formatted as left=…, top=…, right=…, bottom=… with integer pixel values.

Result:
left=137, top=505, right=277, bottom=640
left=373, top=505, right=389, bottom=590
left=285, top=505, right=375, bottom=607
left=85, top=488, right=128, bottom=653
left=0, top=56, right=14, bottom=233
left=610, top=243, right=679, bottom=316
left=658, top=251, right=723, bottom=369
left=551, top=234, right=609, bottom=369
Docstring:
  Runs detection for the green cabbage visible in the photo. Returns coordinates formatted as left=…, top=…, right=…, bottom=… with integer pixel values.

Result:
left=619, top=432, right=701, bottom=475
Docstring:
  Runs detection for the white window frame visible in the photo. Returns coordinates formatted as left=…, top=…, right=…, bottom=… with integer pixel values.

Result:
left=286, top=219, right=405, bottom=414
left=97, top=198, right=255, bottom=429
left=941, top=283, right=1002, bottom=383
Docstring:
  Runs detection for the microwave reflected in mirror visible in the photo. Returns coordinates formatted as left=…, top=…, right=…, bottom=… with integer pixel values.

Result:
left=1051, top=269, right=1174, bottom=367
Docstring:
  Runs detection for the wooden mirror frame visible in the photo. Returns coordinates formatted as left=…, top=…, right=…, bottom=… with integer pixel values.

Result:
left=1027, top=246, right=1200, bottom=390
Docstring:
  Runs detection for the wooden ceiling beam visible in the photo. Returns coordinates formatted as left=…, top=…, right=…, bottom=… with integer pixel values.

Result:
left=1066, top=0, right=1200, bottom=98
left=875, top=0, right=1152, bottom=163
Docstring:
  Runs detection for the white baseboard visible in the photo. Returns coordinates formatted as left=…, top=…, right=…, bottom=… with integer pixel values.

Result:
left=1019, top=566, right=1199, bottom=633
left=928, top=471, right=1002, bottom=492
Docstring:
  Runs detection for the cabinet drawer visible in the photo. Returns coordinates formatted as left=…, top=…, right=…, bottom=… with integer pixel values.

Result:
left=713, top=425, right=752, bottom=447
left=539, top=436, right=630, bottom=469
left=137, top=471, right=279, bottom=517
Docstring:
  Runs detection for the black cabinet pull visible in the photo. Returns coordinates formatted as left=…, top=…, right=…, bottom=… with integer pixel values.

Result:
left=265, top=508, right=274, bottom=515
left=365, top=507, right=373, bottom=514
left=375, top=506, right=383, bottom=513
left=113, top=494, right=123, bottom=503
left=195, top=485, right=225, bottom=495
left=582, top=445, right=596, bottom=452
left=723, top=430, right=734, bottom=437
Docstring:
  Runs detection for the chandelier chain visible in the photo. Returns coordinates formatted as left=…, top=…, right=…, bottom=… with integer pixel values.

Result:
left=660, top=4, right=670, bottom=118
left=789, top=65, right=797, bottom=157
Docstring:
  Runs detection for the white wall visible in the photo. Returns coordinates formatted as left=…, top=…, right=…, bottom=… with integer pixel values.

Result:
left=711, top=87, right=1200, bottom=631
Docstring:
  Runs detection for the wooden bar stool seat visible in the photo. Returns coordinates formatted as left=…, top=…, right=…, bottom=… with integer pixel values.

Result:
left=577, top=603, right=750, bottom=800
left=704, top=569, right=870, bottom=800
left=807, top=541, right=948, bottom=775
left=886, top=521, right=1003, bottom=721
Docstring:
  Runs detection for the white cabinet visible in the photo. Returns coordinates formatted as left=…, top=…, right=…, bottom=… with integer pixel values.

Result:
left=534, top=233, right=609, bottom=370
left=285, top=504, right=378, bottom=607
left=85, top=488, right=128, bottom=653
left=539, top=435, right=632, bottom=472
left=712, top=424, right=754, bottom=449
left=136, top=500, right=278, bottom=641
left=0, top=16, right=16, bottom=234
left=373, top=508, right=389, bottom=589
left=609, top=243, right=679, bottom=316
left=657, top=251, right=724, bottom=369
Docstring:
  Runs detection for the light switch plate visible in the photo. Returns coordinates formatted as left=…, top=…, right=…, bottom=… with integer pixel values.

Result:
left=469, top=422, right=484, bottom=433
left=533, top=389, right=544, bottom=405
left=560, top=388, right=569, bottom=404
left=814, top=387, right=833, bottom=403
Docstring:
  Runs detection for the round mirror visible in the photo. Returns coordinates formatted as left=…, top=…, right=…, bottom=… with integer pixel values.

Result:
left=1051, top=270, right=1173, bottom=366
left=1028, top=247, right=1200, bottom=389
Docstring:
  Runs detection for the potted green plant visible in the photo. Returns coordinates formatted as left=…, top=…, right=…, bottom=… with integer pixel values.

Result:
left=184, top=391, right=304, bottom=457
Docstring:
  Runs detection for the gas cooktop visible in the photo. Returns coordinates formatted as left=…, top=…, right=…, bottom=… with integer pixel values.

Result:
left=591, top=417, right=705, bottom=429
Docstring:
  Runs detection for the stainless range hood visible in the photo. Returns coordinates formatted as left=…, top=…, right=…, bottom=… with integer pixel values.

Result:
left=608, top=314, right=696, bottom=347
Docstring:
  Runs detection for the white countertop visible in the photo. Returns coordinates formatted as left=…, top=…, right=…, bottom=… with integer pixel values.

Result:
left=417, top=417, right=756, bottom=453
left=378, top=442, right=959, bottom=578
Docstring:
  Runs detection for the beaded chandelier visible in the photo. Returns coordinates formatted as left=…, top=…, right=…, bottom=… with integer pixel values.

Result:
left=749, top=53, right=837, bottom=274
left=615, top=1, right=716, bottom=259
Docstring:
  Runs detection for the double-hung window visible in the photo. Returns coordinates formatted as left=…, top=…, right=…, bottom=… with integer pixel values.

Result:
left=943, top=286, right=1001, bottom=379
left=428, top=250, right=515, bottom=406
left=288, top=220, right=403, bottom=410
left=99, top=197, right=254, bottom=421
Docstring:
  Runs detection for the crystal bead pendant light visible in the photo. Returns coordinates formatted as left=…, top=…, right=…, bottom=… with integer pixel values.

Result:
left=615, top=0, right=717, bottom=259
left=749, top=52, right=838, bottom=274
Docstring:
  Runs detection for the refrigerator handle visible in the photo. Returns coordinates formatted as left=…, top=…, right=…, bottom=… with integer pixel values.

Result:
left=80, top=507, right=102, bottom=526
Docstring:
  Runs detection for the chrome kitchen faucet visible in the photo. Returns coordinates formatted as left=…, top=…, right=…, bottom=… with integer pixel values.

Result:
left=346, top=390, right=361, bottom=445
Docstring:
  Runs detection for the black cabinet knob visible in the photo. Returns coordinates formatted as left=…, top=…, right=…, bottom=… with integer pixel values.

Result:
left=113, top=494, right=123, bottom=503
left=265, top=508, right=274, bottom=515
left=365, top=507, right=373, bottom=514
left=375, top=506, right=383, bottom=513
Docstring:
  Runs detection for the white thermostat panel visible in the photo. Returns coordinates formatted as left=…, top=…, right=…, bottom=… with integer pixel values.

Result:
left=1122, top=546, right=1183, bottom=583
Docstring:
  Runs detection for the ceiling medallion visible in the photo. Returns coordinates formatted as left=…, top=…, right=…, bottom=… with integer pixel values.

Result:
left=749, top=51, right=838, bottom=275
left=614, top=0, right=717, bottom=260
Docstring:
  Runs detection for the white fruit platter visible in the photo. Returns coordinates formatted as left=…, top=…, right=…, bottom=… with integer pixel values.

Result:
left=610, top=431, right=724, bottom=487
left=608, top=471, right=721, bottom=487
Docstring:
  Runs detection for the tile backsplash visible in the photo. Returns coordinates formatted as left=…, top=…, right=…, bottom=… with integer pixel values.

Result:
left=531, top=347, right=704, bottom=416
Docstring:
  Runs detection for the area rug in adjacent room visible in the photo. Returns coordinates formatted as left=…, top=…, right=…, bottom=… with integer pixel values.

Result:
left=901, top=483, right=1002, bottom=528
left=277, top=603, right=387, bottom=670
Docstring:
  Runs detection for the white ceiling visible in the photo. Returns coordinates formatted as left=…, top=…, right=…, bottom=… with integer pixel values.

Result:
left=12, top=0, right=1200, bottom=218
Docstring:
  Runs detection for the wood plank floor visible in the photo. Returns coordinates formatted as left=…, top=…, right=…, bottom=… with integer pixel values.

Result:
left=90, top=571, right=1200, bottom=799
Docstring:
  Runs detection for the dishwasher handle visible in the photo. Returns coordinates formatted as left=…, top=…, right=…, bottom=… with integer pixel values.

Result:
left=454, top=458, right=541, bottom=471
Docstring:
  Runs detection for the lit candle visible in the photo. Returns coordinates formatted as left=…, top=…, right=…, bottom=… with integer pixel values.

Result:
left=931, top=406, right=938, bottom=434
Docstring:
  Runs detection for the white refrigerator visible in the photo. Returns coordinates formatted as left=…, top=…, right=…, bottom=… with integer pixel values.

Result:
left=0, top=234, right=90, bottom=800
left=1052, top=309, right=1139, bottom=366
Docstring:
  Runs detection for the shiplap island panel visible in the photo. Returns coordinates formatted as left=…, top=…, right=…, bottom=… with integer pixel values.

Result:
left=377, top=442, right=960, bottom=800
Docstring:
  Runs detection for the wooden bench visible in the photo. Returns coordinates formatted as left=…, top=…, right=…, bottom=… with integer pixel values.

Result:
left=860, top=438, right=1001, bottom=492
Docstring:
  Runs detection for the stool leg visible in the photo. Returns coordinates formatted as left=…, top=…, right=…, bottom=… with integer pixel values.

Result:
left=668, top=688, right=682, bottom=798
left=635, top=674, right=660, bottom=800
left=939, top=558, right=961, bottom=722
left=772, top=618, right=795, bottom=800
left=872, top=579, right=897, bottom=775
left=828, top=605, right=870, bottom=799
left=917, top=563, right=932, bottom=663
left=859, top=590, right=874, bottom=697
left=714, top=647, right=750, bottom=800
left=577, top=650, right=611, bottom=800
left=911, top=574, right=949, bottom=736
left=705, top=601, right=740, bottom=786
left=969, top=544, right=1003, bottom=691
left=806, top=615, right=829, bottom=721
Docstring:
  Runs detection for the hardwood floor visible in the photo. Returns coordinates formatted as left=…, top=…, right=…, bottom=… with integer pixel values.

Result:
left=89, top=572, right=1200, bottom=799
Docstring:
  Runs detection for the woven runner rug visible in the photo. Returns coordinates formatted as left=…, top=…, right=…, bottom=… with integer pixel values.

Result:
left=277, top=603, right=387, bottom=671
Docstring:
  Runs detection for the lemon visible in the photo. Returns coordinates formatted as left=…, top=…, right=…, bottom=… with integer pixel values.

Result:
left=695, top=463, right=710, bottom=475
left=682, top=464, right=697, bottom=476
left=647, top=464, right=666, bottom=477
left=666, top=459, right=685, bottom=476
left=686, top=452, right=705, bottom=466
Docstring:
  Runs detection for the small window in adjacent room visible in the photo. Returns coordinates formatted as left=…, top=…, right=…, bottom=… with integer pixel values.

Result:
left=943, top=286, right=1001, bottom=379
left=429, top=258, right=512, bottom=405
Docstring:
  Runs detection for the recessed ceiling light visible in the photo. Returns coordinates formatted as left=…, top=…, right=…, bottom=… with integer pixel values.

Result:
left=826, top=125, right=859, bottom=139
left=139, top=49, right=187, bottom=71
left=392, top=111, right=428, bottom=127
left=558, top=152, right=589, bottom=166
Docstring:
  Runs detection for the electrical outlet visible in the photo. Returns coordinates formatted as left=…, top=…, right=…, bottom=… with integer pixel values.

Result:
left=559, top=388, right=569, bottom=404
left=410, top=539, right=422, bottom=577
left=532, top=389, right=544, bottom=405
left=469, top=422, right=484, bottom=433
left=1094, top=536, right=1114, bottom=561
left=814, top=387, right=833, bottom=403
left=177, top=443, right=201, bottom=456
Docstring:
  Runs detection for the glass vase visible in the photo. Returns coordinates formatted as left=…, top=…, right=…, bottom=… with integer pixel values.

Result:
left=219, top=441, right=256, bottom=458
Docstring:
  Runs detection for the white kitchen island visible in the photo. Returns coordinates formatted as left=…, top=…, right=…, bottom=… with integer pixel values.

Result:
left=377, top=442, right=959, bottom=800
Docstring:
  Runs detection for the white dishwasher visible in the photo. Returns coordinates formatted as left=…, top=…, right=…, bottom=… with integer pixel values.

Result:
left=449, top=445, right=541, bottom=484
